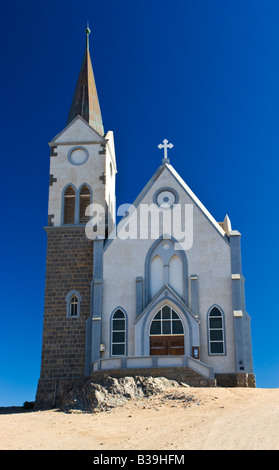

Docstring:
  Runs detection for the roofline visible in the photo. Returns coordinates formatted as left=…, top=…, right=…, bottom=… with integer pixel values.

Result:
left=49, top=115, right=106, bottom=146
left=104, top=161, right=230, bottom=251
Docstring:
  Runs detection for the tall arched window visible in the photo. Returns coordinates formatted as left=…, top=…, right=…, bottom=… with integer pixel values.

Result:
left=169, top=254, right=183, bottom=298
left=208, top=306, right=225, bottom=354
left=111, top=309, right=126, bottom=356
left=64, top=186, right=76, bottom=224
left=79, top=185, right=91, bottom=224
left=147, top=239, right=187, bottom=302
left=150, top=255, right=164, bottom=298
left=70, top=295, right=78, bottom=317
left=65, top=290, right=82, bottom=318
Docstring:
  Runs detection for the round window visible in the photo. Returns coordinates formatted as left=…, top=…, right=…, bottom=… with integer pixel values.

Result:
left=68, top=147, right=89, bottom=165
left=156, top=190, right=177, bottom=208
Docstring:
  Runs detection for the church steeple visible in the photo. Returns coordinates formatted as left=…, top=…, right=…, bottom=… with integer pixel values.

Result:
left=66, top=25, right=104, bottom=136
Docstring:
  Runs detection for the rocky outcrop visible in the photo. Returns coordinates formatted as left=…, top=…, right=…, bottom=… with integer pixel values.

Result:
left=61, top=376, right=180, bottom=413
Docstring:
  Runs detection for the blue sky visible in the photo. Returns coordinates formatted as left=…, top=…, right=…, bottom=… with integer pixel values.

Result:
left=1, top=0, right=279, bottom=406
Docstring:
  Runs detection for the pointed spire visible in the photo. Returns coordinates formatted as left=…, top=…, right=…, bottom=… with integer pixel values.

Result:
left=66, top=25, right=104, bottom=136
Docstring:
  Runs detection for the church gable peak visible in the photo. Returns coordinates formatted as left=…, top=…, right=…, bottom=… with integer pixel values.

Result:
left=49, top=115, right=106, bottom=145
left=105, top=162, right=228, bottom=250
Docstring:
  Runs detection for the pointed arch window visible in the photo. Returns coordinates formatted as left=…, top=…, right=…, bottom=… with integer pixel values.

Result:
left=148, top=239, right=187, bottom=301
left=65, top=290, right=82, bottom=318
left=169, top=254, right=183, bottom=298
left=208, top=306, right=225, bottom=354
left=150, top=255, right=164, bottom=298
left=111, top=309, right=126, bottom=356
left=150, top=306, right=184, bottom=336
left=149, top=306, right=184, bottom=356
left=70, top=295, right=78, bottom=317
left=64, top=186, right=76, bottom=224
left=79, top=185, right=91, bottom=224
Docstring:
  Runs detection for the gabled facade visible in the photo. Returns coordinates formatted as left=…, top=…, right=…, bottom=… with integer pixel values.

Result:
left=36, top=30, right=255, bottom=409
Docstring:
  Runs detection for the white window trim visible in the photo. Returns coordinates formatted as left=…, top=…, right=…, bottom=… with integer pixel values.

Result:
left=149, top=306, right=184, bottom=336
left=208, top=306, right=225, bottom=355
left=111, top=309, right=126, bottom=356
left=65, top=290, right=82, bottom=318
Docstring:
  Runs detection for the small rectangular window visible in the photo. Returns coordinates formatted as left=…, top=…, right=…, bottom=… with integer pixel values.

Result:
left=209, top=317, right=222, bottom=329
left=112, top=343, right=125, bottom=356
left=112, top=331, right=125, bottom=343
left=210, top=342, right=224, bottom=354
left=113, top=319, right=125, bottom=331
left=162, top=320, right=171, bottom=335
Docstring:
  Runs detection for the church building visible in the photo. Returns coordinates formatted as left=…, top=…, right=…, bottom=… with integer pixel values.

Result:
left=35, top=28, right=255, bottom=408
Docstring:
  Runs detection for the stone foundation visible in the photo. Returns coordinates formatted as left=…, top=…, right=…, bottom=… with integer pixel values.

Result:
left=92, top=366, right=217, bottom=389
left=35, top=369, right=256, bottom=409
left=35, top=366, right=216, bottom=409
left=215, top=373, right=256, bottom=388
left=35, top=377, right=86, bottom=409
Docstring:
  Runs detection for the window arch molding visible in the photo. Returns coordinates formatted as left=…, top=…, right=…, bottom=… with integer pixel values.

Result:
left=110, top=307, right=128, bottom=357
left=77, top=183, right=93, bottom=224
left=207, top=305, right=226, bottom=355
left=62, top=183, right=77, bottom=225
left=144, top=236, right=188, bottom=305
left=65, top=289, right=82, bottom=318
left=61, top=183, right=93, bottom=225
left=136, top=296, right=197, bottom=357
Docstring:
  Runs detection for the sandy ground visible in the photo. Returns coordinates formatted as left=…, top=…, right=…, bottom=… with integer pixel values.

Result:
left=0, top=387, right=279, bottom=451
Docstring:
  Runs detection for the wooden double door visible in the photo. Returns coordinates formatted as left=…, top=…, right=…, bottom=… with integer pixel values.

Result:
left=150, top=335, right=184, bottom=356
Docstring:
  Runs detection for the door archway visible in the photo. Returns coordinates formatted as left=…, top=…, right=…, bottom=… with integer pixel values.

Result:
left=149, top=305, right=184, bottom=355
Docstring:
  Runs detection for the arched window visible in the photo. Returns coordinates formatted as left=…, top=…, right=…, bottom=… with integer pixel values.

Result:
left=65, top=290, right=82, bottom=318
left=111, top=309, right=126, bottom=356
left=150, top=306, right=184, bottom=336
left=147, top=239, right=186, bottom=301
left=79, top=185, right=91, bottom=224
left=64, top=186, right=76, bottom=224
left=169, top=254, right=183, bottom=298
left=150, top=255, right=164, bottom=298
left=208, top=306, right=225, bottom=354
left=149, top=306, right=184, bottom=356
left=70, top=295, right=78, bottom=317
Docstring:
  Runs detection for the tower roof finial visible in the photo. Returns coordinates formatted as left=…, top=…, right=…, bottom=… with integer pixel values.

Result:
left=66, top=23, right=104, bottom=136
left=85, top=22, right=91, bottom=50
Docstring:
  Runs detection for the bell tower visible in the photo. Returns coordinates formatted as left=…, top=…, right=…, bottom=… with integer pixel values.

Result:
left=35, top=27, right=116, bottom=408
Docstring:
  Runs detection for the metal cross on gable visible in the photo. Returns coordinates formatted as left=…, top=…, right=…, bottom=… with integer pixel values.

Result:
left=158, top=139, right=173, bottom=162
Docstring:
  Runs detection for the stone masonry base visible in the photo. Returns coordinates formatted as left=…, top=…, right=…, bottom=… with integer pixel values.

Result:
left=35, top=377, right=86, bottom=410
left=215, top=373, right=256, bottom=388
left=90, top=367, right=216, bottom=388
left=35, top=369, right=255, bottom=409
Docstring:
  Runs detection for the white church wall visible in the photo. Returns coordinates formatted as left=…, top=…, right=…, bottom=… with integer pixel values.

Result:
left=102, top=166, right=236, bottom=374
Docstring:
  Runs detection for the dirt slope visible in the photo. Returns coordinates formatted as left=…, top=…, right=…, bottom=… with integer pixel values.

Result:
left=0, top=387, right=278, bottom=450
